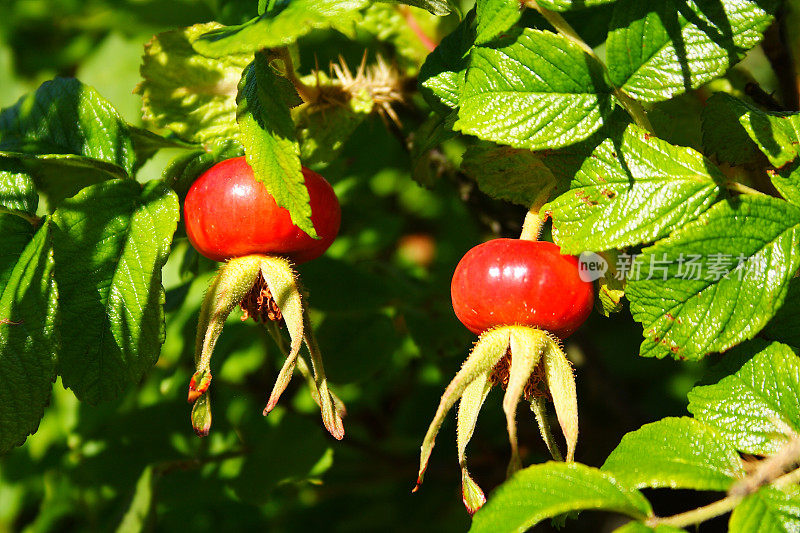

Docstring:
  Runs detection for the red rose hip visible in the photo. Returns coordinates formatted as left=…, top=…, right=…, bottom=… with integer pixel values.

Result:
left=450, top=239, right=593, bottom=338
left=184, top=156, right=340, bottom=263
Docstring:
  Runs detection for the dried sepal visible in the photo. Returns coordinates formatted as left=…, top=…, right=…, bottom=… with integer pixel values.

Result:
left=414, top=326, right=512, bottom=491
left=456, top=372, right=492, bottom=514
left=503, top=328, right=547, bottom=475
left=542, top=336, right=579, bottom=462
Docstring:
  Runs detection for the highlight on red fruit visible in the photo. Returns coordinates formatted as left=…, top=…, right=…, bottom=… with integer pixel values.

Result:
left=183, top=156, right=340, bottom=264
left=450, top=239, right=594, bottom=338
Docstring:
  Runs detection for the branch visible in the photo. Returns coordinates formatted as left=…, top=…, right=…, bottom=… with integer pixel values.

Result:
left=0, top=206, right=41, bottom=227
left=274, top=47, right=316, bottom=104
left=647, top=435, right=800, bottom=529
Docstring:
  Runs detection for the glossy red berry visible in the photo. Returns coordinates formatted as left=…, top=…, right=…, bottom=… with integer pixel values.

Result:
left=184, top=157, right=340, bottom=264
left=450, top=239, right=593, bottom=338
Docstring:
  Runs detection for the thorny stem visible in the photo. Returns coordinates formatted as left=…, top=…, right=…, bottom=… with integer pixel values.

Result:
left=0, top=206, right=41, bottom=226
left=275, top=47, right=316, bottom=104
left=647, top=436, right=800, bottom=529
left=526, top=1, right=653, bottom=132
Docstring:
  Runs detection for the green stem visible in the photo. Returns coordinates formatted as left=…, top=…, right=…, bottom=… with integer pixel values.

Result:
left=648, top=464, right=800, bottom=529
left=274, top=47, right=316, bottom=104
left=726, top=181, right=767, bottom=196
left=520, top=207, right=544, bottom=241
left=647, top=494, right=744, bottom=529
left=527, top=1, right=653, bottom=132
left=774, top=466, right=800, bottom=487
left=0, top=207, right=41, bottom=226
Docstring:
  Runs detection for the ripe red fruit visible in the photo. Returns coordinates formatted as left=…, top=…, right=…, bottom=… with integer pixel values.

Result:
left=184, top=157, right=340, bottom=264
left=450, top=239, right=593, bottom=338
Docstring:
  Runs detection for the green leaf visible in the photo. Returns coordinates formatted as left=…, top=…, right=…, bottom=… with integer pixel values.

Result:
left=469, top=462, right=653, bottom=533
left=475, top=0, right=522, bottom=45
left=191, top=0, right=369, bottom=58
left=455, top=28, right=613, bottom=150
left=53, top=180, right=179, bottom=404
left=461, top=142, right=557, bottom=208
left=729, top=485, right=800, bottom=533
left=763, top=278, right=800, bottom=347
left=0, top=215, right=35, bottom=289
left=738, top=111, right=800, bottom=169
left=136, top=23, right=251, bottom=146
left=237, top=55, right=316, bottom=237
left=377, top=0, right=458, bottom=16
left=418, top=10, right=475, bottom=113
left=0, top=221, right=58, bottom=454
left=607, top=0, right=778, bottom=102
left=537, top=0, right=617, bottom=10
left=702, top=92, right=800, bottom=169
left=0, top=78, right=135, bottom=175
left=544, top=124, right=723, bottom=254
left=602, top=417, right=745, bottom=491
left=0, top=158, right=37, bottom=214
left=2, top=152, right=129, bottom=211
left=627, top=196, right=800, bottom=360
left=687, top=340, right=800, bottom=456
left=701, top=92, right=764, bottom=166
left=771, top=163, right=800, bottom=205
left=116, top=465, right=158, bottom=533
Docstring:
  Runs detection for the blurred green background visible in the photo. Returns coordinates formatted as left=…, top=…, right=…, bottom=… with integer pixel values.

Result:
left=2, top=1, right=781, bottom=531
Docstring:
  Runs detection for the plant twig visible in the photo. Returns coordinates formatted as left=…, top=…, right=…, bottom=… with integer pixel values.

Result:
left=647, top=436, right=800, bottom=529
left=0, top=206, right=41, bottom=227
left=646, top=493, right=745, bottom=529
left=526, top=1, right=653, bottom=132
left=274, top=47, right=316, bottom=104
left=725, top=181, right=767, bottom=196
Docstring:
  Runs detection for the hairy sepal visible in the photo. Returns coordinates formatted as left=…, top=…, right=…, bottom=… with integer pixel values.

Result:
left=414, top=326, right=512, bottom=491
left=504, top=328, right=547, bottom=475
left=301, top=310, right=345, bottom=440
left=542, top=336, right=579, bottom=461
left=190, top=255, right=263, bottom=404
left=259, top=255, right=305, bottom=415
left=457, top=372, right=493, bottom=514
